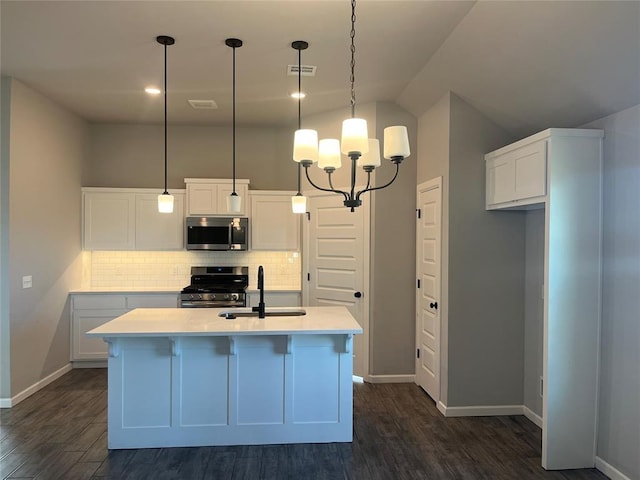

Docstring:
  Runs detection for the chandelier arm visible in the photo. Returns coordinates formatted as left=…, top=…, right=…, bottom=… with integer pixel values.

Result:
left=327, top=172, right=350, bottom=202
left=356, top=163, right=400, bottom=201
left=304, top=166, right=349, bottom=201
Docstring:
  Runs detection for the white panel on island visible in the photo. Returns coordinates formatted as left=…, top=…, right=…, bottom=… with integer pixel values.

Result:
left=87, top=306, right=362, bottom=449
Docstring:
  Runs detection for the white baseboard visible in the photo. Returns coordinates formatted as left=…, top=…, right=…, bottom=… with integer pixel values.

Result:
left=523, top=406, right=543, bottom=428
left=0, top=363, right=72, bottom=408
left=595, top=457, right=632, bottom=480
left=366, top=374, right=415, bottom=384
left=437, top=402, right=524, bottom=417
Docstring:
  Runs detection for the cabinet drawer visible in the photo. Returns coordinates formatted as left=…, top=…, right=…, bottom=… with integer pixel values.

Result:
left=73, top=294, right=127, bottom=310
left=126, top=294, right=179, bottom=309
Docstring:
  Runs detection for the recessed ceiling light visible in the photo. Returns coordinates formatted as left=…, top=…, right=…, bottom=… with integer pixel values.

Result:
left=290, top=91, right=306, bottom=100
left=145, top=87, right=161, bottom=95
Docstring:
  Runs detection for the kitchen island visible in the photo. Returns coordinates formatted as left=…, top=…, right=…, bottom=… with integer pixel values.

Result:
left=86, top=306, right=362, bottom=449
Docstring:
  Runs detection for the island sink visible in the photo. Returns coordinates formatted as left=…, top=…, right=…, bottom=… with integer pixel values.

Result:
left=219, top=308, right=306, bottom=319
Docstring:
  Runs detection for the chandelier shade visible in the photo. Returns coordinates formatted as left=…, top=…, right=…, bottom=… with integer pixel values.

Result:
left=318, top=139, right=342, bottom=171
left=293, top=129, right=319, bottom=163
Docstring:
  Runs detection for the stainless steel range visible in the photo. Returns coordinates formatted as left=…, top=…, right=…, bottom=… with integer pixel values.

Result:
left=180, top=266, right=248, bottom=308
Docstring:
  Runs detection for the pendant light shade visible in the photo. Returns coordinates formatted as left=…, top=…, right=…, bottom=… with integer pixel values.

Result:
left=293, top=129, right=319, bottom=163
left=291, top=194, right=307, bottom=214
left=156, top=35, right=175, bottom=213
left=226, top=38, right=243, bottom=214
left=383, top=126, right=410, bottom=160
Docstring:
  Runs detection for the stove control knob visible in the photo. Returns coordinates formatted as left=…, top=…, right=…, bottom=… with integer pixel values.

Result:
left=230, top=293, right=239, bottom=301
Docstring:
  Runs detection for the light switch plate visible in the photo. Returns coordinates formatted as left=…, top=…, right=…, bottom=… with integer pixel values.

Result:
left=22, top=275, right=33, bottom=289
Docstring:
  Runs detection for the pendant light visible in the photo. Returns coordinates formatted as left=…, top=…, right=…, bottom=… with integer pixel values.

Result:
left=157, top=35, right=175, bottom=213
left=291, top=0, right=411, bottom=212
left=291, top=41, right=309, bottom=214
left=226, top=38, right=243, bottom=213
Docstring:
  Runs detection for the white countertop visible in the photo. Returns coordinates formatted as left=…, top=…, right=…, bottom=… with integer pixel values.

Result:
left=86, top=306, right=362, bottom=337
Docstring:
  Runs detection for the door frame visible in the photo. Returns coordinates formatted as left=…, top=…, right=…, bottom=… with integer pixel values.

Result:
left=302, top=191, right=371, bottom=380
left=415, top=177, right=442, bottom=402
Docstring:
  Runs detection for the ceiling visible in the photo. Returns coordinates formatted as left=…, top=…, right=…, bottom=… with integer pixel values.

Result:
left=2, top=1, right=639, bottom=138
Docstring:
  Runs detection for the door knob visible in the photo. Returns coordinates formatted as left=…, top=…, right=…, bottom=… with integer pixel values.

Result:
left=430, top=301, right=438, bottom=309
left=354, top=292, right=362, bottom=298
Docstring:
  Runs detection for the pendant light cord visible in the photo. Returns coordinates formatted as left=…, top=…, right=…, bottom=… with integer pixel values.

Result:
left=297, top=45, right=302, bottom=196
left=349, top=0, right=356, bottom=118
left=163, top=41, right=168, bottom=194
left=232, top=45, right=237, bottom=195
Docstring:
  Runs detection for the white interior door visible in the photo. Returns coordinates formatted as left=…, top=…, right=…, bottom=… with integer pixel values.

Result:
left=304, top=193, right=368, bottom=378
left=416, top=178, right=442, bottom=402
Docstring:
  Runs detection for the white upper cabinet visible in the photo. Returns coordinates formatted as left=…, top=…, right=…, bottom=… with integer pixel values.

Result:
left=486, top=136, right=547, bottom=209
left=249, top=191, right=300, bottom=251
left=135, top=193, right=184, bottom=250
left=185, top=178, right=249, bottom=216
left=83, top=188, right=185, bottom=250
left=83, top=192, right=136, bottom=250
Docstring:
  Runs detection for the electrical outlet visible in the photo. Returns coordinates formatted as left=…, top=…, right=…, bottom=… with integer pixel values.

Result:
left=22, top=275, right=32, bottom=289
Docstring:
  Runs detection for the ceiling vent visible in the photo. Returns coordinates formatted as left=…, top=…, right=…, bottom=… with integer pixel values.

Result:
left=287, top=65, right=316, bottom=76
left=188, top=99, right=218, bottom=109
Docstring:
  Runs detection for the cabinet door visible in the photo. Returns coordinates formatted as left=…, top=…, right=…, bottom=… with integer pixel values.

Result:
left=83, top=193, right=135, bottom=250
left=513, top=141, right=547, bottom=201
left=135, top=194, right=185, bottom=250
left=217, top=184, right=248, bottom=216
left=187, top=184, right=218, bottom=215
left=72, top=309, right=128, bottom=360
left=250, top=194, right=300, bottom=250
left=487, top=157, right=515, bottom=206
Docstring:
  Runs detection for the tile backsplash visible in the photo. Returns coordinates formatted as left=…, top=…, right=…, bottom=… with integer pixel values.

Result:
left=85, top=251, right=301, bottom=290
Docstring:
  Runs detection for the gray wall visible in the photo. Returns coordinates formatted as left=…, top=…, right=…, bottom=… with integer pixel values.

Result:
left=583, top=105, right=640, bottom=480
left=416, top=93, right=451, bottom=402
left=8, top=80, right=86, bottom=396
left=524, top=209, right=544, bottom=417
left=370, top=102, right=418, bottom=375
left=0, top=77, right=12, bottom=400
left=447, top=93, right=523, bottom=406
left=417, top=92, right=524, bottom=407
left=85, top=123, right=296, bottom=191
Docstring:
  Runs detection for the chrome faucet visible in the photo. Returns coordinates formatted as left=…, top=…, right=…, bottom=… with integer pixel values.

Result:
left=257, top=265, right=266, bottom=318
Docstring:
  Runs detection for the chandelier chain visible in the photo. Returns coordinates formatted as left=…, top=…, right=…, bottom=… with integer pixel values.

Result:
left=349, top=0, right=356, bottom=118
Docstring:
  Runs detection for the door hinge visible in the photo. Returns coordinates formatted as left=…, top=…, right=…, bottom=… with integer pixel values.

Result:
left=417, top=279, right=421, bottom=289
left=416, top=348, right=420, bottom=359
left=306, top=211, right=310, bottom=221
left=416, top=208, right=421, bottom=219
left=307, top=273, right=311, bottom=282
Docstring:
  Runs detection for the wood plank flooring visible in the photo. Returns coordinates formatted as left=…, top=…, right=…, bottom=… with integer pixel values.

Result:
left=1, top=369, right=607, bottom=480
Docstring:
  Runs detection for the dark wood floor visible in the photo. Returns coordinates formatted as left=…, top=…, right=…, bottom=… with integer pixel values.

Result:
left=1, top=369, right=607, bottom=480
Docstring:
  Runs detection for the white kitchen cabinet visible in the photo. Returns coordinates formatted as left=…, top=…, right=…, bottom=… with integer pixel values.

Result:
left=185, top=178, right=249, bottom=216
left=135, top=193, right=184, bottom=250
left=247, top=291, right=301, bottom=308
left=485, top=128, right=604, bottom=470
left=83, top=192, right=136, bottom=250
left=249, top=191, right=300, bottom=251
left=71, top=292, right=179, bottom=362
left=486, top=137, right=547, bottom=209
left=82, top=188, right=185, bottom=251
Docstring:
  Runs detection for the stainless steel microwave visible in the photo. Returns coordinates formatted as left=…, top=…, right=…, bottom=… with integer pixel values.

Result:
left=186, top=217, right=248, bottom=251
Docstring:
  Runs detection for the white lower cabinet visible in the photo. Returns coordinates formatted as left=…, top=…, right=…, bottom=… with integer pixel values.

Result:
left=71, top=293, right=179, bottom=361
left=246, top=291, right=301, bottom=308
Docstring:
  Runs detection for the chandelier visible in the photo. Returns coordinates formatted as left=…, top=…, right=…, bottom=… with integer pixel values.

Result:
left=292, top=0, right=410, bottom=212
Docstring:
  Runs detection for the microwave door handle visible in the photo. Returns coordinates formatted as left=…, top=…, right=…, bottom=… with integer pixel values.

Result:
left=228, top=222, right=233, bottom=248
